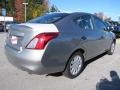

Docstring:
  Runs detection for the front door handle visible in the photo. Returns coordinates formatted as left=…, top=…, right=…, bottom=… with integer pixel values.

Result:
left=81, top=36, right=87, bottom=40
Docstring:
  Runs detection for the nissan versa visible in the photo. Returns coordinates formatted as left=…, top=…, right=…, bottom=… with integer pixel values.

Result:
left=5, top=12, right=116, bottom=79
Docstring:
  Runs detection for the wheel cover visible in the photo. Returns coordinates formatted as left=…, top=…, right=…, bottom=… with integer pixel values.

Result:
left=70, top=55, right=82, bottom=75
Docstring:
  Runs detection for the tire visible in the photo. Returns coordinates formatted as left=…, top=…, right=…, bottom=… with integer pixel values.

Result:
left=107, top=42, right=115, bottom=55
left=63, top=51, right=84, bottom=79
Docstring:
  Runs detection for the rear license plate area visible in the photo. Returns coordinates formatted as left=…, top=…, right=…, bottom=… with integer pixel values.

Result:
left=10, top=35, right=18, bottom=45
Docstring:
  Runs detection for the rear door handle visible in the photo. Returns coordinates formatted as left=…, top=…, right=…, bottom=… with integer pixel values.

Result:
left=81, top=36, right=87, bottom=40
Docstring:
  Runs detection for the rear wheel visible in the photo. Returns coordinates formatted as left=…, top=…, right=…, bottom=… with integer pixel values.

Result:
left=107, top=42, right=115, bottom=55
left=63, top=52, right=84, bottom=79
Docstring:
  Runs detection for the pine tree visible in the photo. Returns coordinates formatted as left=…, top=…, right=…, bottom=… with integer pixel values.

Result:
left=49, top=5, right=60, bottom=12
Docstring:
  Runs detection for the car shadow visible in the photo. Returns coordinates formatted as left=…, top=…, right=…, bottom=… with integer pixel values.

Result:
left=47, top=52, right=107, bottom=77
left=46, top=72, right=63, bottom=77
left=96, top=71, right=120, bottom=90
left=84, top=52, right=107, bottom=68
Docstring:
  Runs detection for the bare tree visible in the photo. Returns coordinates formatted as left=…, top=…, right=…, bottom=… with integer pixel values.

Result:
left=94, top=12, right=111, bottom=21
left=43, top=0, right=48, bottom=9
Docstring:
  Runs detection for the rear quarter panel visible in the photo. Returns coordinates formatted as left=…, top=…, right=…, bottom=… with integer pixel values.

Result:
left=40, top=15, right=87, bottom=72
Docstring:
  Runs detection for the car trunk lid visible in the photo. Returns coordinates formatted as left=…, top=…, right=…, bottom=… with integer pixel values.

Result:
left=6, top=23, right=58, bottom=51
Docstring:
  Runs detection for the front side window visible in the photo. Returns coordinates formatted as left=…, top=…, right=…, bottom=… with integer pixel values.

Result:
left=74, top=15, right=94, bottom=30
left=94, top=16, right=106, bottom=30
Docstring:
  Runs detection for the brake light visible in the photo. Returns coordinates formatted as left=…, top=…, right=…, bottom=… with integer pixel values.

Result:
left=26, top=32, right=59, bottom=50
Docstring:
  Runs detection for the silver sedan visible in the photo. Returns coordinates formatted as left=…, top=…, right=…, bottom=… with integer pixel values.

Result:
left=5, top=12, right=116, bottom=79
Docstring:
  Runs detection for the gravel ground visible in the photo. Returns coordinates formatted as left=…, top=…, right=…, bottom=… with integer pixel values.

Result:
left=0, top=33, right=120, bottom=90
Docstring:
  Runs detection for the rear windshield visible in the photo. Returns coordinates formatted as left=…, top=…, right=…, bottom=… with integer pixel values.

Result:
left=27, top=13, right=69, bottom=24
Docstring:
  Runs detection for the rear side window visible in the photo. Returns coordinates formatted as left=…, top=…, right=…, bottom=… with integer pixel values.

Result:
left=74, top=15, right=94, bottom=30
left=94, top=17, right=106, bottom=30
left=27, top=13, right=69, bottom=24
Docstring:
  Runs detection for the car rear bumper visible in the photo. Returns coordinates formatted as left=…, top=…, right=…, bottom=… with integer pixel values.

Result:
left=4, top=45, right=59, bottom=74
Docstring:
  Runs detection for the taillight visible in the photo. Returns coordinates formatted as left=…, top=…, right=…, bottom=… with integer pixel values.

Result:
left=26, top=32, right=59, bottom=50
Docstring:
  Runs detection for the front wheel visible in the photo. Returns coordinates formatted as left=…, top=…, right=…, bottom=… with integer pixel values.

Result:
left=63, top=52, right=84, bottom=79
left=107, top=42, right=116, bottom=55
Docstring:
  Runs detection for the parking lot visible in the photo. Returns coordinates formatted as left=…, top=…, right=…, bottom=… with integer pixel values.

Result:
left=0, top=33, right=120, bottom=90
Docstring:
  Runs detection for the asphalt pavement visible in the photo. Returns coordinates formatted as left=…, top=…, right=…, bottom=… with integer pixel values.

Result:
left=0, top=33, right=120, bottom=90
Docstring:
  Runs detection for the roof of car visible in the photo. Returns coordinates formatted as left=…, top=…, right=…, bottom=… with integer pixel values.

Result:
left=48, top=12, right=93, bottom=15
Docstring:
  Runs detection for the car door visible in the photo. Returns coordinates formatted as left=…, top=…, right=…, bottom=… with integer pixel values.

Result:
left=73, top=14, right=106, bottom=60
left=93, top=16, right=110, bottom=51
